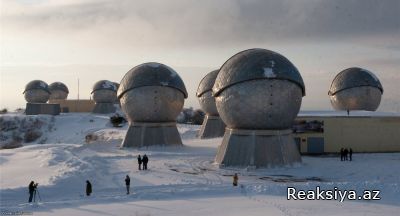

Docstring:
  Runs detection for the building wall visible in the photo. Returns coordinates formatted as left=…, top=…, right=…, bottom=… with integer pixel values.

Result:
left=49, top=99, right=95, bottom=113
left=294, top=116, right=400, bottom=154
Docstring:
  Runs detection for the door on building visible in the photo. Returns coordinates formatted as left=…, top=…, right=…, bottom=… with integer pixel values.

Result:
left=307, top=137, right=324, bottom=154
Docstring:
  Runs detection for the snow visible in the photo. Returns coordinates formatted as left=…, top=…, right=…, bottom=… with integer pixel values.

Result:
left=147, top=62, right=161, bottom=68
left=101, top=81, right=117, bottom=91
left=298, top=110, right=400, bottom=117
left=263, top=67, right=276, bottom=78
left=1, top=113, right=400, bottom=215
left=39, top=81, right=47, bottom=88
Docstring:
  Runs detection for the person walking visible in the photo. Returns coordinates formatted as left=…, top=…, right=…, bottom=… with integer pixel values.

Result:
left=349, top=148, right=353, bottom=161
left=233, top=173, right=238, bottom=186
left=344, top=148, right=349, bottom=161
left=86, top=180, right=92, bottom=196
left=142, top=154, right=149, bottom=170
left=125, top=175, right=131, bottom=194
left=28, top=181, right=37, bottom=202
left=340, top=148, right=344, bottom=161
left=137, top=155, right=142, bottom=170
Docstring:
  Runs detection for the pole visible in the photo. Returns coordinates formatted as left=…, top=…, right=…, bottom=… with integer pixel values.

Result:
left=77, top=78, right=80, bottom=112
left=78, top=78, right=80, bottom=101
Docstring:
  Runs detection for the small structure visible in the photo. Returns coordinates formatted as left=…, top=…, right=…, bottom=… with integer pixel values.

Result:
left=118, top=62, right=187, bottom=148
left=293, top=111, right=400, bottom=154
left=328, top=67, right=383, bottom=112
left=91, top=80, right=117, bottom=114
left=213, top=48, right=305, bottom=168
left=196, top=70, right=225, bottom=138
left=23, top=80, right=60, bottom=115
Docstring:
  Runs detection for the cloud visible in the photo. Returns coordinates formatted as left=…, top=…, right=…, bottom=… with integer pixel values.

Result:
left=2, top=0, right=399, bottom=47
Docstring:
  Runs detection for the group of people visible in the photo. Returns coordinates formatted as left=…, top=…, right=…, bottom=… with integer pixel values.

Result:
left=137, top=154, right=149, bottom=170
left=340, top=148, right=353, bottom=161
left=29, top=154, right=246, bottom=202
left=29, top=154, right=150, bottom=202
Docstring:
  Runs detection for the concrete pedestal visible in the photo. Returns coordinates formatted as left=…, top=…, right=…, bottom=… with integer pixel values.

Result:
left=198, top=115, right=225, bottom=139
left=25, top=103, right=60, bottom=115
left=121, top=122, right=183, bottom=148
left=92, top=103, right=116, bottom=114
left=215, top=128, right=301, bottom=168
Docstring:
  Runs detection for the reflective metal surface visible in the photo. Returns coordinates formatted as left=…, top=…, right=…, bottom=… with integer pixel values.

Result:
left=213, top=48, right=305, bottom=97
left=120, top=86, right=185, bottom=123
left=49, top=82, right=69, bottom=93
left=198, top=91, right=218, bottom=116
left=330, top=86, right=382, bottom=111
left=196, top=70, right=219, bottom=97
left=23, top=80, right=50, bottom=94
left=92, top=89, right=117, bottom=103
left=24, top=89, right=50, bottom=103
left=49, top=82, right=69, bottom=100
left=329, top=67, right=383, bottom=96
left=49, top=90, right=68, bottom=100
left=118, top=62, right=187, bottom=99
left=216, top=79, right=302, bottom=129
left=91, top=80, right=118, bottom=93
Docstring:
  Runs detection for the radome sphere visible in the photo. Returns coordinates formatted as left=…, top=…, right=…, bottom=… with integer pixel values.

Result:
left=196, top=70, right=219, bottom=116
left=91, top=80, right=117, bottom=103
left=328, top=67, right=383, bottom=111
left=212, top=48, right=305, bottom=130
left=118, top=62, right=187, bottom=123
left=49, top=82, right=69, bottom=100
left=23, top=80, right=50, bottom=103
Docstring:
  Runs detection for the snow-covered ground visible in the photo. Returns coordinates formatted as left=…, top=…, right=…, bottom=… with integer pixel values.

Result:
left=1, top=113, right=399, bottom=216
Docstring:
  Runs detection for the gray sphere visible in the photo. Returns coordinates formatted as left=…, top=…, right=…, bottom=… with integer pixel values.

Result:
left=196, top=70, right=219, bottom=116
left=328, top=67, right=383, bottom=111
left=212, top=48, right=305, bottom=130
left=118, top=62, right=187, bottom=123
left=91, top=80, right=117, bottom=103
left=49, top=82, right=69, bottom=100
left=23, top=80, right=50, bottom=103
left=112, top=82, right=120, bottom=91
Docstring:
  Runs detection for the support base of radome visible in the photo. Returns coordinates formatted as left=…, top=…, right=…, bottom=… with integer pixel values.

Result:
left=197, top=115, right=225, bottom=139
left=25, top=103, right=60, bottom=115
left=121, top=122, right=183, bottom=148
left=92, top=103, right=116, bottom=114
left=215, top=128, right=301, bottom=168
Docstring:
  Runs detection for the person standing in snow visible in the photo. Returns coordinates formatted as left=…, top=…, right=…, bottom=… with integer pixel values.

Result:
left=233, top=173, right=238, bottom=186
left=28, top=181, right=37, bottom=202
left=340, top=148, right=344, bottom=161
left=344, top=148, right=349, bottom=161
left=142, top=154, right=149, bottom=170
left=349, top=148, right=353, bottom=161
left=125, top=175, right=131, bottom=194
left=137, top=155, right=142, bottom=170
left=86, top=180, right=92, bottom=196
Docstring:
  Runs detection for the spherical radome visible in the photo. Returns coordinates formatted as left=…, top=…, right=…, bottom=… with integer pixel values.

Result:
left=49, top=82, right=69, bottom=100
left=23, top=80, right=50, bottom=103
left=120, top=86, right=184, bottom=122
left=117, top=62, right=187, bottom=99
left=196, top=70, right=219, bottom=116
left=328, top=67, right=383, bottom=111
left=212, top=48, right=305, bottom=129
left=118, top=62, right=186, bottom=123
left=91, top=80, right=117, bottom=103
left=112, top=82, right=120, bottom=91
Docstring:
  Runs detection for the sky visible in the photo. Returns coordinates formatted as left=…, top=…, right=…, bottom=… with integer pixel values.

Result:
left=0, top=0, right=399, bottom=111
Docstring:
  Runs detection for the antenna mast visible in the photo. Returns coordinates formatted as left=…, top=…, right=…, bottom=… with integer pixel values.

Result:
left=78, top=78, right=80, bottom=101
